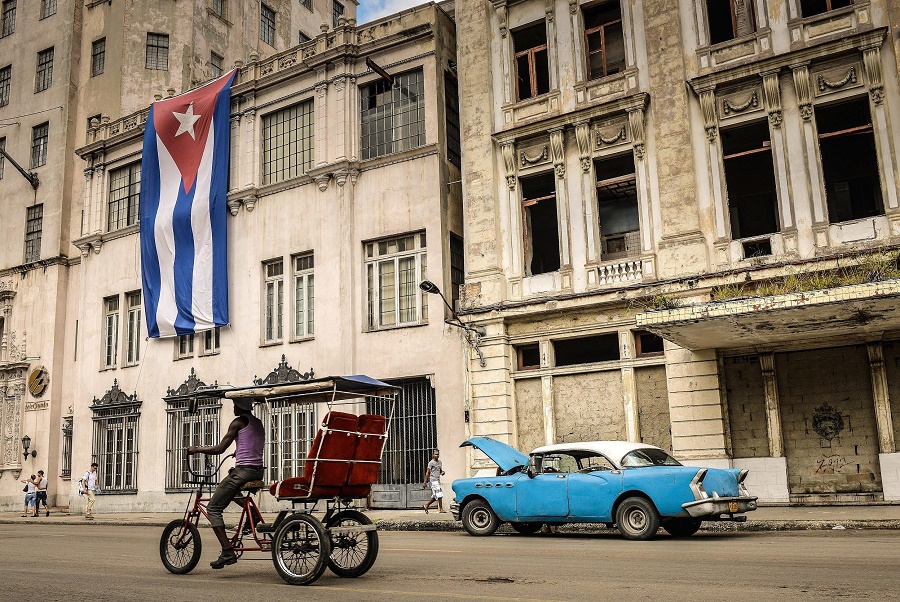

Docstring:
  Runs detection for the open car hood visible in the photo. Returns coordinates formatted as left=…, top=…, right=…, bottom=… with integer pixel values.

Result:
left=460, top=437, right=530, bottom=472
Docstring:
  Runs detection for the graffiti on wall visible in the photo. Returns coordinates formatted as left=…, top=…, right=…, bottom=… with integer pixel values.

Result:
left=812, top=402, right=846, bottom=447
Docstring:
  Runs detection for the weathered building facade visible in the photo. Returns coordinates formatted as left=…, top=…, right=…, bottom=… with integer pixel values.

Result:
left=456, top=0, right=900, bottom=503
left=68, top=4, right=464, bottom=513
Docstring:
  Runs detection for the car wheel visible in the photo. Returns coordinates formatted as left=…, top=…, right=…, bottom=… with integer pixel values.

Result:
left=615, top=497, right=660, bottom=541
left=510, top=522, right=543, bottom=535
left=663, top=518, right=702, bottom=537
left=461, top=499, right=500, bottom=536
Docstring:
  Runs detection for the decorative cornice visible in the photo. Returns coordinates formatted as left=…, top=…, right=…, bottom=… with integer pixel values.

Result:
left=253, top=354, right=314, bottom=385
left=91, top=379, right=141, bottom=409
left=166, top=367, right=216, bottom=397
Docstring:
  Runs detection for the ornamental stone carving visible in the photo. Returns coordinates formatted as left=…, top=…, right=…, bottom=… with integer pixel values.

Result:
left=253, top=355, right=314, bottom=385
left=699, top=90, right=718, bottom=142
left=520, top=146, right=549, bottom=167
left=761, top=72, right=783, bottom=128
left=791, top=64, right=813, bottom=121
left=627, top=108, right=646, bottom=160
left=166, top=367, right=213, bottom=397
left=501, top=142, right=517, bottom=190
left=574, top=121, right=591, bottom=172
left=549, top=128, right=565, bottom=178
left=91, top=379, right=141, bottom=409
left=861, top=45, right=884, bottom=105
left=314, top=174, right=331, bottom=192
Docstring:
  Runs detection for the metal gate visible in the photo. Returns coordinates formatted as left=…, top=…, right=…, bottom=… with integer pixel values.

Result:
left=368, top=377, right=437, bottom=508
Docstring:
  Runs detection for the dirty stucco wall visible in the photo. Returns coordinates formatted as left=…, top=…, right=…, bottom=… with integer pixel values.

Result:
left=723, top=356, right=769, bottom=459
left=879, top=340, right=900, bottom=452
left=776, top=346, right=881, bottom=494
left=635, top=366, right=672, bottom=452
left=514, top=377, right=545, bottom=453
left=553, top=372, right=626, bottom=442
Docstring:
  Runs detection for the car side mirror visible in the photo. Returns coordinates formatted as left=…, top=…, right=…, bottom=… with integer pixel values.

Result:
left=526, top=466, right=536, bottom=478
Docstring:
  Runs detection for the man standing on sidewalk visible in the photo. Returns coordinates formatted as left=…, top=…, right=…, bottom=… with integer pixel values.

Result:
left=80, top=463, right=99, bottom=519
left=422, top=449, right=445, bottom=513
left=35, top=470, right=49, bottom=517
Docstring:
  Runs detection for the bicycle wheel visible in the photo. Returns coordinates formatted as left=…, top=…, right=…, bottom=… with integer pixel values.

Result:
left=327, top=510, right=379, bottom=578
left=271, top=514, right=331, bottom=585
left=160, top=519, right=202, bottom=574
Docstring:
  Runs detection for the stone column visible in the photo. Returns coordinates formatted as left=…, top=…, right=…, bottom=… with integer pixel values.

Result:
left=82, top=168, right=94, bottom=236
left=867, top=342, right=895, bottom=454
left=861, top=44, right=899, bottom=213
left=628, top=106, right=655, bottom=253
left=242, top=109, right=257, bottom=189
left=791, top=62, right=829, bottom=246
left=549, top=127, right=571, bottom=272
left=574, top=121, right=598, bottom=266
left=759, top=352, right=784, bottom=457
left=541, top=374, right=555, bottom=445
left=621, top=330, right=640, bottom=443
left=315, top=72, right=328, bottom=167
left=91, top=165, right=106, bottom=234
left=761, top=70, right=796, bottom=246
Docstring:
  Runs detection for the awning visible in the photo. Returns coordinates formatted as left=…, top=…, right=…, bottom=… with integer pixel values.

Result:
left=636, top=280, right=900, bottom=350
left=221, top=375, right=399, bottom=402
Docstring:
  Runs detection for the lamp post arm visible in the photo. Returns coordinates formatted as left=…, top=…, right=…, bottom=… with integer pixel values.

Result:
left=0, top=147, right=40, bottom=190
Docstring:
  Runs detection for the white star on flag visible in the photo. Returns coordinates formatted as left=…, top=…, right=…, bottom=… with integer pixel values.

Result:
left=173, top=102, right=202, bottom=139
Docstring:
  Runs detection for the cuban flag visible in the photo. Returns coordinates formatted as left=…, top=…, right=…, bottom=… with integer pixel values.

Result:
left=140, top=70, right=235, bottom=338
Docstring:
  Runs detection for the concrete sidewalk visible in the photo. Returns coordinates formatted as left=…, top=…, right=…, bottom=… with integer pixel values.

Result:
left=4, top=504, right=900, bottom=532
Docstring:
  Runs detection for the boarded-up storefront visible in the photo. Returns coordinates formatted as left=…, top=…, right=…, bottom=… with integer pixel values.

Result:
left=635, top=366, right=672, bottom=452
left=776, top=346, right=881, bottom=495
left=553, top=372, right=626, bottom=442
left=514, top=377, right=545, bottom=453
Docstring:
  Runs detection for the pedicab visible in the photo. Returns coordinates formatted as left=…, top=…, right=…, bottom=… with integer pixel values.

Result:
left=159, top=375, right=397, bottom=585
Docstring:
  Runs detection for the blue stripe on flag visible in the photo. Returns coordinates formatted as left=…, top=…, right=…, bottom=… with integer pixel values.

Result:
left=139, top=107, right=163, bottom=339
left=211, top=77, right=232, bottom=326
left=172, top=179, right=197, bottom=335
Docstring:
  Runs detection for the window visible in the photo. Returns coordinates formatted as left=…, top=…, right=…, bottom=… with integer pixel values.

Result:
left=266, top=398, right=316, bottom=482
left=596, top=154, right=641, bottom=260
left=516, top=343, right=541, bottom=370
left=36, top=48, right=54, bottom=92
left=125, top=291, right=142, bottom=366
left=360, top=69, right=426, bottom=160
left=263, top=259, right=284, bottom=342
left=1, top=0, right=15, bottom=38
left=445, top=72, right=461, bottom=168
left=301, top=0, right=312, bottom=9
left=145, top=33, right=169, bottom=70
left=366, top=232, right=428, bottom=330
left=817, top=97, right=883, bottom=223
left=707, top=0, right=756, bottom=45
left=0, top=65, right=9, bottom=106
left=176, top=334, right=195, bottom=359
left=108, top=162, right=141, bottom=231
left=721, top=121, right=779, bottom=239
left=91, top=402, right=140, bottom=493
left=210, top=51, right=223, bottom=78
left=299, top=31, right=310, bottom=43
left=260, top=4, right=276, bottom=46
left=554, top=333, right=620, bottom=366
left=103, top=296, right=119, bottom=368
left=583, top=1, right=625, bottom=80
left=513, top=23, right=550, bottom=101
left=293, top=254, right=314, bottom=339
left=0, top=137, right=5, bottom=179
left=261, top=100, right=314, bottom=184
left=800, top=0, right=852, bottom=18
left=210, top=0, right=226, bottom=18
left=40, top=0, right=56, bottom=19
left=332, top=0, right=344, bottom=27
left=450, top=233, right=464, bottom=306
left=634, top=330, right=664, bottom=356
left=31, top=123, right=49, bottom=167
left=201, top=327, right=220, bottom=355
left=91, top=38, right=106, bottom=77
left=521, top=173, right=560, bottom=276
left=166, top=396, right=220, bottom=490
left=24, top=204, right=43, bottom=263
left=61, top=416, right=73, bottom=479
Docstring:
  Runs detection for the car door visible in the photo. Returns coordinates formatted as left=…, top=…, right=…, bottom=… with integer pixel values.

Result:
left=515, top=454, right=569, bottom=520
left=566, top=453, right=623, bottom=521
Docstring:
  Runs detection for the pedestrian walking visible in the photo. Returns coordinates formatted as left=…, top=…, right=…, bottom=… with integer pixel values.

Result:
left=422, top=449, right=445, bottom=513
left=35, top=470, right=49, bottom=516
left=20, top=474, right=38, bottom=517
left=80, top=463, right=100, bottom=519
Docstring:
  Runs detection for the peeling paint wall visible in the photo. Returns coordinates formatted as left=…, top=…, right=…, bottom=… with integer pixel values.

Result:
left=553, top=372, right=626, bottom=443
left=776, top=346, right=882, bottom=495
left=723, top=356, right=769, bottom=459
left=635, top=366, right=672, bottom=452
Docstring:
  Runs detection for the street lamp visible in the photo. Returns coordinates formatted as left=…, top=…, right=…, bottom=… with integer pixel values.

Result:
left=21, top=435, right=36, bottom=461
left=418, top=280, right=486, bottom=367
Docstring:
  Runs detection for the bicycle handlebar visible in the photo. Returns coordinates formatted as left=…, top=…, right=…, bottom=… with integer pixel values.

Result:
left=184, top=453, right=235, bottom=481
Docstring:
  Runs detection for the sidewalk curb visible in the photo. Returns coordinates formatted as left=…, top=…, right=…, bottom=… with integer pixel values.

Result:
left=5, top=517, right=899, bottom=532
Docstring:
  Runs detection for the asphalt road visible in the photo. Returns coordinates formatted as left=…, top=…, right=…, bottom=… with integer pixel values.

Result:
left=2, top=525, right=898, bottom=601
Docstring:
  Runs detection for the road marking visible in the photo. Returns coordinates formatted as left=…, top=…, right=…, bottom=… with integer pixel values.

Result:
left=382, top=548, right=463, bottom=553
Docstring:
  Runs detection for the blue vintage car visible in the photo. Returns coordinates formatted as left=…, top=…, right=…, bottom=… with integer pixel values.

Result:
left=450, top=437, right=757, bottom=540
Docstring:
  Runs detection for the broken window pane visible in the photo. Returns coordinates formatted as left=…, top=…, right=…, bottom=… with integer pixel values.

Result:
left=517, top=344, right=540, bottom=370
left=596, top=153, right=640, bottom=260
left=583, top=1, right=625, bottom=79
left=554, top=333, right=620, bottom=367
left=521, top=173, right=560, bottom=276
left=721, top=120, right=779, bottom=239
left=707, top=0, right=756, bottom=45
left=513, top=22, right=549, bottom=101
left=816, top=97, right=883, bottom=224
left=800, top=0, right=852, bottom=18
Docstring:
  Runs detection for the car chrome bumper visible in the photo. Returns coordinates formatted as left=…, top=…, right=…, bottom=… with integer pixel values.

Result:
left=450, top=501, right=460, bottom=521
left=682, top=496, right=758, bottom=518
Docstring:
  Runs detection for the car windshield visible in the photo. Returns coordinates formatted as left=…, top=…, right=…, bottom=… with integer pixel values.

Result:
left=620, top=449, right=682, bottom=468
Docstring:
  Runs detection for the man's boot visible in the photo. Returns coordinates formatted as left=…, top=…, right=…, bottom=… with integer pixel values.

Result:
left=210, top=547, right=238, bottom=569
